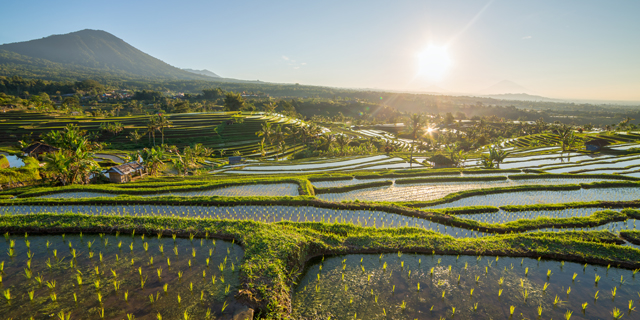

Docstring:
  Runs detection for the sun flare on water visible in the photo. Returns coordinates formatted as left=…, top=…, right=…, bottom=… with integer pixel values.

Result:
left=417, top=45, right=452, bottom=81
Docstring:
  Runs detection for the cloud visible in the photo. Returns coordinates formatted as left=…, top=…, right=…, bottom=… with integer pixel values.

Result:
left=282, top=56, right=306, bottom=69
left=522, top=35, right=532, bottom=40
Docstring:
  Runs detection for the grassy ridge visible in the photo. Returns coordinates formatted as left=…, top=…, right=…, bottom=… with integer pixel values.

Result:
left=0, top=157, right=40, bottom=185
left=0, top=213, right=637, bottom=318
left=0, top=154, right=8, bottom=169
left=15, top=176, right=315, bottom=198
left=620, top=230, right=640, bottom=245
left=509, top=173, right=640, bottom=181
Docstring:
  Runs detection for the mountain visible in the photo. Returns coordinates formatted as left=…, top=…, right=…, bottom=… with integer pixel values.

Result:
left=481, top=93, right=563, bottom=102
left=183, top=68, right=220, bottom=78
left=0, top=29, right=211, bottom=81
left=479, top=80, right=532, bottom=95
left=420, top=85, right=449, bottom=94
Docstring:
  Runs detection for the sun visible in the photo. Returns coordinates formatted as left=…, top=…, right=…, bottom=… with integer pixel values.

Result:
left=417, top=45, right=452, bottom=81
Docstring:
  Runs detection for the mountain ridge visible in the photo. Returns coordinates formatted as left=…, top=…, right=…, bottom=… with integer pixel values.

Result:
left=0, top=29, right=212, bottom=81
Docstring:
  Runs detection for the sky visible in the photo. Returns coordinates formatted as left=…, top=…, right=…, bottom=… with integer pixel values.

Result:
left=1, top=0, right=639, bottom=101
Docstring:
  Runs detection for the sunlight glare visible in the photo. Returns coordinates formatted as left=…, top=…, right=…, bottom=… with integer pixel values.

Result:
left=417, top=46, right=452, bottom=81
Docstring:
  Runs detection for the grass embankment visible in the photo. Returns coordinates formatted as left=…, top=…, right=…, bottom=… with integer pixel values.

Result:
left=501, top=200, right=640, bottom=211
left=308, top=168, right=521, bottom=182
left=0, top=213, right=637, bottom=319
left=620, top=230, right=640, bottom=245
left=15, top=176, right=315, bottom=198
left=0, top=195, right=633, bottom=234
left=0, top=157, right=40, bottom=185
left=509, top=173, right=640, bottom=181
left=0, top=154, right=8, bottom=169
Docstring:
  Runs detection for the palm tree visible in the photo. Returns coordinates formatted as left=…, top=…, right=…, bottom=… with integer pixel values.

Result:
left=488, top=146, right=509, bottom=168
left=155, top=114, right=173, bottom=145
left=406, top=113, right=426, bottom=169
left=43, top=152, right=73, bottom=185
left=140, top=146, right=165, bottom=176
left=146, top=116, right=158, bottom=146
left=272, top=125, right=288, bottom=160
left=256, top=122, right=274, bottom=152
left=113, top=104, right=124, bottom=117
left=335, top=134, right=353, bottom=156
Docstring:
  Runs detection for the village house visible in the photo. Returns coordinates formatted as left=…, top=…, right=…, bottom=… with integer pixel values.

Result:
left=21, top=142, right=59, bottom=157
left=105, top=162, right=147, bottom=183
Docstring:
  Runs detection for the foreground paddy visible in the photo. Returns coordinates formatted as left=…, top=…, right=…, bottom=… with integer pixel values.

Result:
left=0, top=234, right=244, bottom=319
left=292, top=254, right=640, bottom=319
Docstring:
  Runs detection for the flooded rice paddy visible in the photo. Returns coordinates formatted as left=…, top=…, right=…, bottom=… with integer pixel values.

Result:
left=317, top=178, right=617, bottom=202
left=293, top=254, right=640, bottom=320
left=0, top=234, right=244, bottom=319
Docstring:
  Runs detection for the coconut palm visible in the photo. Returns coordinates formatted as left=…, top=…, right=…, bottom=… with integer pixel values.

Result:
left=488, top=146, right=509, bottom=168
left=335, top=134, right=353, bottom=156
left=256, top=122, right=274, bottom=152
left=272, top=125, right=288, bottom=160
left=406, top=113, right=427, bottom=169
left=155, top=114, right=173, bottom=145
left=146, top=116, right=158, bottom=146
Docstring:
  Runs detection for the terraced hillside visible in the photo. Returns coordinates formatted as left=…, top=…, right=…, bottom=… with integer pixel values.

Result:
left=0, top=111, right=307, bottom=156
left=2, top=132, right=640, bottom=319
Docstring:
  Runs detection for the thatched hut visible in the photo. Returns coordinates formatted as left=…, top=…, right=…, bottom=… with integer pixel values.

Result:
left=105, top=162, right=147, bottom=183
left=21, top=143, right=59, bottom=157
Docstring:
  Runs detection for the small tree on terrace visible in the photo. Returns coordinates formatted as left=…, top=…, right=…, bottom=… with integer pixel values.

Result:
left=224, top=92, right=245, bottom=111
left=155, top=114, right=173, bottom=145
left=406, top=113, right=427, bottom=169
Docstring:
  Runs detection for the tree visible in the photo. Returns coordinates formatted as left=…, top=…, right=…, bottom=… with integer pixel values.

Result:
left=272, top=125, right=288, bottom=160
left=140, top=146, right=166, bottom=176
left=127, top=129, right=143, bottom=142
left=224, top=92, right=245, bottom=111
left=406, top=113, right=426, bottom=169
left=155, top=114, right=173, bottom=145
left=256, top=122, right=274, bottom=152
left=146, top=116, right=158, bottom=146
left=488, top=146, right=509, bottom=168
left=113, top=104, right=124, bottom=117
left=335, top=134, right=353, bottom=156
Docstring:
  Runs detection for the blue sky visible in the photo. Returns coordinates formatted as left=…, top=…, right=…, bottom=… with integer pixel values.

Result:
left=1, top=0, right=639, bottom=100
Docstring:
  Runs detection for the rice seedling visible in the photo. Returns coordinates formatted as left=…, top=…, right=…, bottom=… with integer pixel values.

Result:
left=612, top=307, right=623, bottom=319
left=611, top=286, right=617, bottom=300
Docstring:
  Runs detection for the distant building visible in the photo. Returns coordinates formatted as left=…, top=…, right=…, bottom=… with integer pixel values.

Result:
left=585, top=139, right=611, bottom=151
left=21, top=142, right=59, bottom=157
left=105, top=162, right=146, bottom=183
left=228, top=156, right=243, bottom=165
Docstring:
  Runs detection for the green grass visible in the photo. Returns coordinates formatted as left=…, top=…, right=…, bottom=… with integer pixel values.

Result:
left=0, top=156, right=40, bottom=185
left=0, top=154, right=8, bottom=169
left=619, top=229, right=640, bottom=245
left=15, top=176, right=315, bottom=197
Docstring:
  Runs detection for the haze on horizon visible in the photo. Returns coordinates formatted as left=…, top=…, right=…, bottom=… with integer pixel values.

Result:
left=1, top=0, right=638, bottom=101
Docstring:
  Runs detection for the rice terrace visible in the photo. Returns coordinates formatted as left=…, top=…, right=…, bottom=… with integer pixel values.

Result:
left=2, top=1, right=640, bottom=319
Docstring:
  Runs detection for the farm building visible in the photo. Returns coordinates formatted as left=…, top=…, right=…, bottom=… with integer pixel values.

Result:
left=585, top=139, right=611, bottom=151
left=105, top=162, right=147, bottom=183
left=21, top=142, right=59, bottom=157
